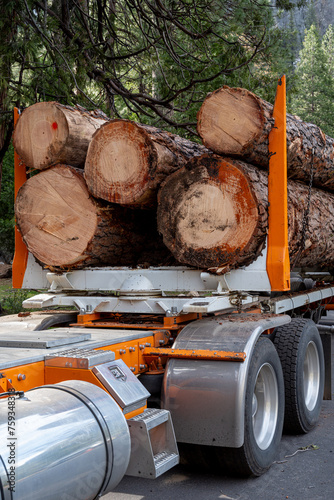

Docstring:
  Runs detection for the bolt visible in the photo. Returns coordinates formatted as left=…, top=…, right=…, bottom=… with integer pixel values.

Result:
left=17, top=374, right=26, bottom=381
left=130, top=367, right=135, bottom=372
left=145, top=342, right=151, bottom=347
left=129, top=347, right=136, bottom=352
left=119, top=349, right=126, bottom=355
left=139, top=364, right=147, bottom=370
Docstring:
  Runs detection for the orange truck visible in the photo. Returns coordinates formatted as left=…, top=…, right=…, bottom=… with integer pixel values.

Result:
left=0, top=77, right=333, bottom=499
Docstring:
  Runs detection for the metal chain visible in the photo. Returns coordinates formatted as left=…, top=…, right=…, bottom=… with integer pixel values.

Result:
left=292, top=148, right=314, bottom=268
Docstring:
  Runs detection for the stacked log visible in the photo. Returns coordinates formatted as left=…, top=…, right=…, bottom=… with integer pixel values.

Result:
left=15, top=165, right=174, bottom=269
left=13, top=89, right=334, bottom=273
left=197, top=86, right=334, bottom=192
left=84, top=119, right=207, bottom=208
left=157, top=155, right=334, bottom=271
left=13, top=102, right=108, bottom=170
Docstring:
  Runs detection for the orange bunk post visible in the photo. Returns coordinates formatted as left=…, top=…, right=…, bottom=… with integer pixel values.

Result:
left=266, top=76, right=290, bottom=291
left=12, top=107, right=28, bottom=289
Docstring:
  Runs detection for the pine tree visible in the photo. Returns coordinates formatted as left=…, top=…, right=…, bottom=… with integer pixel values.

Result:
left=321, top=24, right=334, bottom=135
left=290, top=24, right=334, bottom=135
left=322, top=24, right=334, bottom=77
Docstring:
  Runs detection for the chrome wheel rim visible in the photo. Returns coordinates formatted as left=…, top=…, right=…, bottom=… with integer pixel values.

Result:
left=252, top=363, right=278, bottom=450
left=303, top=341, right=320, bottom=411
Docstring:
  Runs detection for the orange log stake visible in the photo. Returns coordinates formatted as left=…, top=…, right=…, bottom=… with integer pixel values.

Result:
left=267, top=76, right=290, bottom=291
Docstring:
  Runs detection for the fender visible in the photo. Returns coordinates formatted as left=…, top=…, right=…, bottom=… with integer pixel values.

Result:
left=162, top=313, right=290, bottom=448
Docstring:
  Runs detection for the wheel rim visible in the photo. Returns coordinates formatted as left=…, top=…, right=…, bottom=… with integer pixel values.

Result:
left=303, top=341, right=320, bottom=411
left=252, top=363, right=278, bottom=450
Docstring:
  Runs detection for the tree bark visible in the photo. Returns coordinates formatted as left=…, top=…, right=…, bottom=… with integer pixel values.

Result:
left=84, top=119, right=208, bottom=208
left=197, top=86, right=334, bottom=192
left=15, top=165, right=174, bottom=269
left=157, top=154, right=334, bottom=272
left=13, top=102, right=109, bottom=170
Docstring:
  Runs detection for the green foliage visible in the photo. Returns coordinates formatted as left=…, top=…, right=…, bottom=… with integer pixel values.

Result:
left=0, top=1, right=299, bottom=133
left=0, top=288, right=31, bottom=315
left=290, top=24, right=334, bottom=136
left=0, top=144, right=14, bottom=261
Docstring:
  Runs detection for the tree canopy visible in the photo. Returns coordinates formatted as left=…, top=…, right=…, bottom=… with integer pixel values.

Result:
left=0, top=1, right=294, bottom=135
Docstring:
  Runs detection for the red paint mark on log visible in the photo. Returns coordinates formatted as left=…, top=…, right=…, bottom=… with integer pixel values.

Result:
left=52, top=122, right=58, bottom=130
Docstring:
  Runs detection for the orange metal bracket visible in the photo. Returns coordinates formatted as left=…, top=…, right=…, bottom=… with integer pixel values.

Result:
left=143, top=347, right=246, bottom=362
left=267, top=76, right=290, bottom=291
left=12, top=108, right=28, bottom=289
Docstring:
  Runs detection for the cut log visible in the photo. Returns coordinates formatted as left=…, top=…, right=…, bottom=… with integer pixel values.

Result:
left=84, top=119, right=208, bottom=208
left=15, top=165, right=174, bottom=269
left=13, top=102, right=109, bottom=170
left=157, top=154, right=334, bottom=272
left=197, top=86, right=334, bottom=192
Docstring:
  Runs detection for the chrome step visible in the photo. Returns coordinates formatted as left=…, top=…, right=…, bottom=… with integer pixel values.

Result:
left=126, top=408, right=179, bottom=479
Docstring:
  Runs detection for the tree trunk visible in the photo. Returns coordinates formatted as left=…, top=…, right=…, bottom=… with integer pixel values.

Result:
left=197, top=86, right=334, bottom=192
left=15, top=165, right=174, bottom=270
left=13, top=102, right=109, bottom=170
left=84, top=119, right=208, bottom=208
left=157, top=154, right=334, bottom=272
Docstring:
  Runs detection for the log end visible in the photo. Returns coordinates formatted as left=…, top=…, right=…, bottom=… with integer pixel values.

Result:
left=197, top=87, right=264, bottom=156
left=158, top=155, right=265, bottom=270
left=15, top=165, right=98, bottom=267
left=13, top=102, right=69, bottom=170
left=85, top=120, right=157, bottom=205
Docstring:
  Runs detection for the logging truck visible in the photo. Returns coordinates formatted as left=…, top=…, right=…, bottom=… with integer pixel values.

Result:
left=0, top=77, right=333, bottom=499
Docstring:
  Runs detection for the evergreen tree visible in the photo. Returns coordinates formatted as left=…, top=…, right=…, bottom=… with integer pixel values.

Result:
left=322, top=24, right=334, bottom=77
left=290, top=24, right=334, bottom=135
left=321, top=24, right=334, bottom=134
left=305, top=0, right=319, bottom=30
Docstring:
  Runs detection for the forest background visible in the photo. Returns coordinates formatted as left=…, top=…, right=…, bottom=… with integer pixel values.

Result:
left=1, top=0, right=334, bottom=261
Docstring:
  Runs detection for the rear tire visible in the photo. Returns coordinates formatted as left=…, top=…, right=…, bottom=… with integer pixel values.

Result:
left=274, top=319, right=324, bottom=434
left=212, top=337, right=284, bottom=476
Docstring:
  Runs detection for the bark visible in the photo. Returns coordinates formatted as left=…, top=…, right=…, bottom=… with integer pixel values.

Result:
left=14, top=165, right=174, bottom=270
left=13, top=102, right=109, bottom=170
left=157, top=154, right=334, bottom=272
left=197, top=86, right=334, bottom=192
left=84, top=119, right=208, bottom=208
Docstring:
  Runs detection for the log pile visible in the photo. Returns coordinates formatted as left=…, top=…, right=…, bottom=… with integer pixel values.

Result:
left=14, top=90, right=334, bottom=273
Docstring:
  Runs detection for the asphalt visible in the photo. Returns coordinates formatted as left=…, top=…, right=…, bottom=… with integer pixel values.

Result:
left=106, top=333, right=334, bottom=500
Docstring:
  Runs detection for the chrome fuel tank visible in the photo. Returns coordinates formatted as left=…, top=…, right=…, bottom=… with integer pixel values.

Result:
left=0, top=380, right=131, bottom=500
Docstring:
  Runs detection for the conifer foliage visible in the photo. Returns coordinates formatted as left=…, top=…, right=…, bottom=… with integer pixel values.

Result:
left=291, top=24, right=334, bottom=136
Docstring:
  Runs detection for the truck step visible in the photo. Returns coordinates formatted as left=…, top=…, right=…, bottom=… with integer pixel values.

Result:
left=154, top=450, right=179, bottom=476
left=126, top=408, right=179, bottom=479
left=129, top=407, right=169, bottom=429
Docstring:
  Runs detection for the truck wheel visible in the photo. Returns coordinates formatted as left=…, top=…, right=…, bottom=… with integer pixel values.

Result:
left=213, top=337, right=284, bottom=476
left=273, top=319, right=324, bottom=434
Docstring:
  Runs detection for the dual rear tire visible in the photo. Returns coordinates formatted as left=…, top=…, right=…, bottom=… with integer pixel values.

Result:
left=180, top=319, right=324, bottom=477
left=274, top=318, right=325, bottom=434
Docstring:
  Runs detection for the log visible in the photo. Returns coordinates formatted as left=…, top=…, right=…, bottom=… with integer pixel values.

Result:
left=157, top=154, right=334, bottom=272
left=197, top=86, right=334, bottom=192
left=15, top=165, right=174, bottom=269
left=13, top=102, right=109, bottom=170
left=84, top=119, right=208, bottom=208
